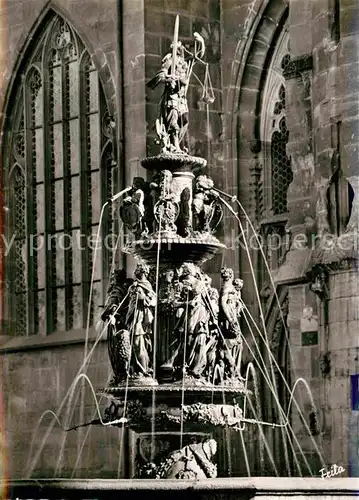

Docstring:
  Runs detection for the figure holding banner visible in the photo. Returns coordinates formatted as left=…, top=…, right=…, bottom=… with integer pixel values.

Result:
left=147, top=16, right=207, bottom=153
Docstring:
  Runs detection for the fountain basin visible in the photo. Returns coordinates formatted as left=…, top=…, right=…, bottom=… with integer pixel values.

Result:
left=123, top=235, right=226, bottom=267
left=99, top=383, right=249, bottom=433
left=141, top=153, right=207, bottom=173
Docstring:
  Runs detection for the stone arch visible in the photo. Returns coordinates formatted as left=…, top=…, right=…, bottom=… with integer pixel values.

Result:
left=1, top=2, right=117, bottom=126
left=222, top=0, right=289, bottom=215
left=221, top=0, right=289, bottom=322
left=224, top=1, right=288, bottom=146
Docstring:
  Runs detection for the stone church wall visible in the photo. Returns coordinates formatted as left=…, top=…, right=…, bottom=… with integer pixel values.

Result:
left=0, top=0, right=122, bottom=480
left=1, top=0, right=359, bottom=480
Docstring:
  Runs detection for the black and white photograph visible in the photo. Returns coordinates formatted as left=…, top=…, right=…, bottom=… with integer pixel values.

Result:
left=0, top=0, right=358, bottom=498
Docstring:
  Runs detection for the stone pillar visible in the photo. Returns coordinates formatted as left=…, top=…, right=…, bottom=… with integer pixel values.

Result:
left=324, top=268, right=359, bottom=474
left=286, top=284, right=322, bottom=474
left=308, top=0, right=359, bottom=476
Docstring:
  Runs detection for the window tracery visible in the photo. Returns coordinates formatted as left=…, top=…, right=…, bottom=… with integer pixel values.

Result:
left=258, top=25, right=292, bottom=277
left=3, top=15, right=115, bottom=336
left=260, top=38, right=292, bottom=218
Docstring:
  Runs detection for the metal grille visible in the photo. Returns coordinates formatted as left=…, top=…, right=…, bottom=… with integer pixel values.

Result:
left=64, top=62, right=74, bottom=329
left=4, top=14, right=114, bottom=336
left=271, top=117, right=292, bottom=215
left=12, top=168, right=27, bottom=336
left=271, top=80, right=292, bottom=215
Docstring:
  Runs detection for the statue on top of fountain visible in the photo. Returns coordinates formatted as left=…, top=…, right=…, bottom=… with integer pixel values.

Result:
left=161, top=263, right=244, bottom=386
left=147, top=16, right=206, bottom=154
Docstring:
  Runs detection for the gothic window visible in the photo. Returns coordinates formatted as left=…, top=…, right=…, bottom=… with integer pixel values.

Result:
left=271, top=87, right=292, bottom=215
left=261, top=37, right=292, bottom=218
left=259, top=25, right=292, bottom=275
left=3, top=15, right=116, bottom=336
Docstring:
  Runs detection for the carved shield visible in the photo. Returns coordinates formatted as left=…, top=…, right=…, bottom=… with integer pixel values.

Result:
left=120, top=202, right=141, bottom=231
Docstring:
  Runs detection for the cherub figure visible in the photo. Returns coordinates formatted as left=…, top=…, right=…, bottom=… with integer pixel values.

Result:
left=192, top=175, right=222, bottom=233
left=120, top=177, right=149, bottom=238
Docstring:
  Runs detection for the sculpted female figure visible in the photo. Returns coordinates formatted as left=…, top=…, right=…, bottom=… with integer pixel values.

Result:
left=146, top=16, right=206, bottom=153
left=218, top=268, right=244, bottom=382
left=163, top=263, right=211, bottom=380
left=232, top=278, right=244, bottom=379
left=219, top=267, right=240, bottom=337
left=126, top=262, right=157, bottom=379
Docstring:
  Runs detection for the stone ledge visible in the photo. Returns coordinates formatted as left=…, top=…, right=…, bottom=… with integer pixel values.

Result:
left=0, top=326, right=105, bottom=354
left=283, top=55, right=313, bottom=79
left=2, top=477, right=358, bottom=498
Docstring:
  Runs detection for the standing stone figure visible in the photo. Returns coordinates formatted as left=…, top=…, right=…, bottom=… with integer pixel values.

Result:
left=232, top=278, right=244, bottom=379
left=147, top=16, right=205, bottom=153
left=125, top=262, right=157, bottom=381
left=102, top=264, right=157, bottom=385
left=102, top=269, right=134, bottom=383
left=163, top=263, right=212, bottom=380
left=217, top=268, right=244, bottom=383
left=147, top=41, right=189, bottom=153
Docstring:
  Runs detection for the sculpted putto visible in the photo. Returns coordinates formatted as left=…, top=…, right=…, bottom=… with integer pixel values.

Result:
left=192, top=175, right=223, bottom=233
left=137, top=439, right=217, bottom=479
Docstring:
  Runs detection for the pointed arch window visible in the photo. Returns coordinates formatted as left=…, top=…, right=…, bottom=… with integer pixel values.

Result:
left=258, top=25, right=292, bottom=276
left=3, top=15, right=116, bottom=336
left=260, top=28, right=292, bottom=220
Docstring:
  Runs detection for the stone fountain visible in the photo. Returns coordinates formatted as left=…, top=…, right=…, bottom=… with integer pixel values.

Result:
left=99, top=17, right=248, bottom=479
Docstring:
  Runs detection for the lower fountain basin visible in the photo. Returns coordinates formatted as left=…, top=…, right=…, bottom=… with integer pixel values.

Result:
left=98, top=383, right=249, bottom=433
left=101, top=382, right=248, bottom=401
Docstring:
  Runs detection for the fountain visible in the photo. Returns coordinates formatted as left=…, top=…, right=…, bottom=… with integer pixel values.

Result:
left=6, top=18, right=345, bottom=495
left=97, top=16, right=249, bottom=479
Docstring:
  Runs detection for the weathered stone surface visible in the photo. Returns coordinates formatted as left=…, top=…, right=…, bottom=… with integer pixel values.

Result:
left=289, top=24, right=313, bottom=57
left=341, top=4, right=359, bottom=36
